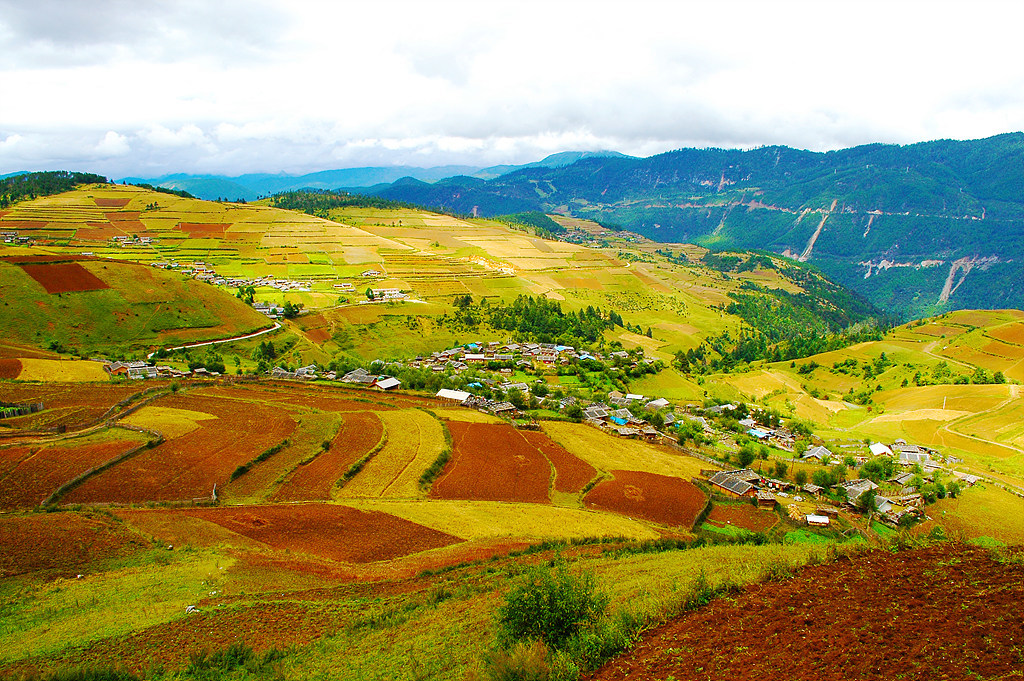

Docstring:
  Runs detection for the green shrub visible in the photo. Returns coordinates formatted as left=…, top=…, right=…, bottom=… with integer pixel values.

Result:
left=496, top=559, right=608, bottom=651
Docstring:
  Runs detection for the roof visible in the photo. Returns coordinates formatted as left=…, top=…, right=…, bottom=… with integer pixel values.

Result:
left=806, top=514, right=830, bottom=526
left=436, top=389, right=471, bottom=402
left=374, top=377, right=401, bottom=390
left=869, top=442, right=894, bottom=456
left=803, top=445, right=832, bottom=460
left=709, top=472, right=753, bottom=496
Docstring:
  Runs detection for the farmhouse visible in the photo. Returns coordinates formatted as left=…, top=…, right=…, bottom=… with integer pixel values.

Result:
left=708, top=471, right=755, bottom=498
left=373, top=376, right=401, bottom=391
left=802, top=445, right=833, bottom=461
left=436, top=388, right=471, bottom=405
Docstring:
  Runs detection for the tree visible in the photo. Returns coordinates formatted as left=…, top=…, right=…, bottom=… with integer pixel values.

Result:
left=794, top=469, right=808, bottom=487
left=857, top=488, right=877, bottom=515
left=366, top=288, right=374, bottom=300
left=773, top=460, right=788, bottom=479
left=496, top=559, right=608, bottom=651
left=737, top=445, right=756, bottom=468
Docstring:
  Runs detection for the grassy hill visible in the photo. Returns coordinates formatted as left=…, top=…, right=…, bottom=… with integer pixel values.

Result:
left=0, top=184, right=885, bottom=370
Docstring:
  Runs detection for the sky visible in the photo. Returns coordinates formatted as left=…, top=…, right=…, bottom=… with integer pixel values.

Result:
left=1, top=0, right=1022, bottom=178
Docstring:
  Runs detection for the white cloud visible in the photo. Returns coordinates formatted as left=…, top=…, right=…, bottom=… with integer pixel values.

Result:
left=0, top=0, right=1021, bottom=176
left=95, top=131, right=130, bottom=157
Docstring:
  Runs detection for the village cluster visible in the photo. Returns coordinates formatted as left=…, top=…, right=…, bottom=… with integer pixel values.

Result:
left=94, top=334, right=985, bottom=534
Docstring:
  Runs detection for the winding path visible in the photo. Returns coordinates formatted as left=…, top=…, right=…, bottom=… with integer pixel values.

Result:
left=146, top=322, right=281, bottom=359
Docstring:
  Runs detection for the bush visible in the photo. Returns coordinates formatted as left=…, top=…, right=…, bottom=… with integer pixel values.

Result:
left=496, top=559, right=608, bottom=651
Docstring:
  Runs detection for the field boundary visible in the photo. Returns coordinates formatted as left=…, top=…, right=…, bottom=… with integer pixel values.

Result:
left=39, top=424, right=164, bottom=507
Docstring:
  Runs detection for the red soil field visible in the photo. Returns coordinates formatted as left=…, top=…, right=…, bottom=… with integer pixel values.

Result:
left=705, top=502, right=778, bottom=532
left=304, top=327, right=331, bottom=343
left=64, top=394, right=295, bottom=504
left=0, top=383, right=144, bottom=431
left=0, top=511, right=148, bottom=577
left=197, top=384, right=399, bottom=414
left=0, top=438, right=141, bottom=509
left=431, top=422, right=551, bottom=503
left=988, top=323, right=1024, bottom=345
left=0, top=220, right=48, bottom=229
left=0, top=358, right=21, bottom=378
left=178, top=222, right=228, bottom=235
left=588, top=544, right=1024, bottom=681
left=20, top=262, right=110, bottom=293
left=105, top=211, right=140, bottom=221
left=2, top=255, right=78, bottom=264
left=93, top=198, right=131, bottom=208
left=77, top=226, right=122, bottom=240
left=273, top=411, right=384, bottom=501
left=164, top=504, right=461, bottom=563
left=520, top=430, right=596, bottom=493
left=585, top=470, right=706, bottom=528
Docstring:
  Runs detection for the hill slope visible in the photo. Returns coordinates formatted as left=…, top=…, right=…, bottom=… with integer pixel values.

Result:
left=354, top=133, right=1024, bottom=318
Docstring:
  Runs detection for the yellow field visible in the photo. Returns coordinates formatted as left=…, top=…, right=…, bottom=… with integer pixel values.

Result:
left=13, top=359, right=109, bottom=383
left=336, top=409, right=444, bottom=499
left=430, top=408, right=503, bottom=423
left=120, top=406, right=217, bottom=438
left=541, top=421, right=706, bottom=479
left=346, top=499, right=660, bottom=541
left=922, top=483, right=1024, bottom=545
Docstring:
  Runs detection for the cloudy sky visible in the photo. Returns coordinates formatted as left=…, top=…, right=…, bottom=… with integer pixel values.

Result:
left=1, top=0, right=1022, bottom=178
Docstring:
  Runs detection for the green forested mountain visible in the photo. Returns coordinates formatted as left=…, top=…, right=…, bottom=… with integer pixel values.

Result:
left=356, top=133, right=1024, bottom=319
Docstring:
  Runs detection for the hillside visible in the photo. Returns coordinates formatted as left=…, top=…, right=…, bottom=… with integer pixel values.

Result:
left=0, top=183, right=884, bottom=369
left=354, top=133, right=1024, bottom=319
left=123, top=151, right=631, bottom=201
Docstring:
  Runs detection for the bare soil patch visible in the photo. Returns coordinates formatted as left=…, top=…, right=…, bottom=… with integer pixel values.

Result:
left=0, top=358, right=21, bottom=379
left=705, top=502, right=778, bottom=532
left=178, top=222, right=229, bottom=235
left=431, top=422, right=551, bottom=503
left=20, top=262, right=110, bottom=293
left=0, top=383, right=144, bottom=431
left=0, top=437, right=141, bottom=509
left=64, top=394, right=295, bottom=504
left=273, top=411, right=383, bottom=501
left=584, top=470, right=706, bottom=528
left=520, top=430, right=596, bottom=493
left=93, top=198, right=131, bottom=208
left=588, top=544, right=1024, bottom=681
left=172, top=504, right=460, bottom=563
left=0, top=511, right=148, bottom=577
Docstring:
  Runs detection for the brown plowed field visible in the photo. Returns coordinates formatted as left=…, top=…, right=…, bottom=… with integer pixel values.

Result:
left=304, top=327, right=331, bottom=343
left=989, top=323, right=1024, bottom=345
left=0, top=384, right=145, bottom=430
left=64, top=394, right=295, bottom=504
left=20, top=262, right=110, bottom=293
left=0, top=437, right=141, bottom=509
left=93, top=198, right=131, bottom=208
left=105, top=211, right=140, bottom=222
left=705, top=502, right=778, bottom=532
left=588, top=544, right=1024, bottom=681
left=167, top=504, right=461, bottom=563
left=431, top=422, right=551, bottom=503
left=273, top=412, right=383, bottom=501
left=178, top=222, right=228, bottom=235
left=585, top=470, right=706, bottom=528
left=521, top=430, right=596, bottom=493
left=0, top=512, right=148, bottom=577
left=0, top=220, right=48, bottom=229
left=0, top=358, right=21, bottom=378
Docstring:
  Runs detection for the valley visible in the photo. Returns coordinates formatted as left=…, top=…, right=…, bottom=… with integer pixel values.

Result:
left=1, top=178, right=1022, bottom=681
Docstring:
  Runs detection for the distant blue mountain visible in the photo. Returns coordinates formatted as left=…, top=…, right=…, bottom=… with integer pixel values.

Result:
left=121, top=151, right=630, bottom=201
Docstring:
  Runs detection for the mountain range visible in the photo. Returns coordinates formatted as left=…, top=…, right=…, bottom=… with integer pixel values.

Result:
left=122, top=151, right=630, bottom=203
left=349, top=133, right=1024, bottom=319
